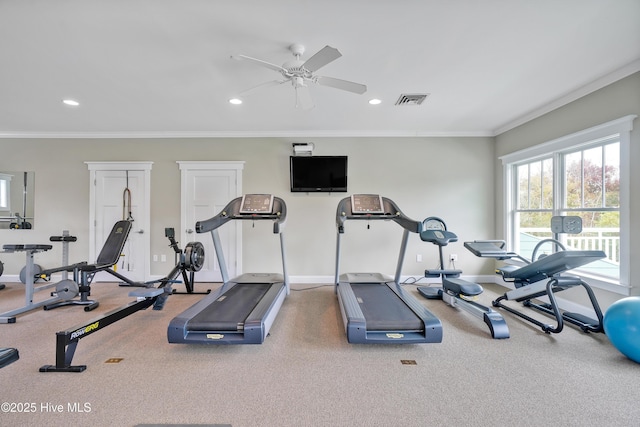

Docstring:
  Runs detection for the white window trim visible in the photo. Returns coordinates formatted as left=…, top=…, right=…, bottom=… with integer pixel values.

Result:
left=500, top=115, right=636, bottom=295
left=0, top=173, right=13, bottom=212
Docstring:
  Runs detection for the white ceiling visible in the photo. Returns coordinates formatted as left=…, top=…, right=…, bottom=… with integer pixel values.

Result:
left=1, top=0, right=639, bottom=139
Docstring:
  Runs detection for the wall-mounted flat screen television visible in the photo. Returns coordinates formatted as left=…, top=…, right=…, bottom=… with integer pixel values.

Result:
left=290, top=155, right=348, bottom=192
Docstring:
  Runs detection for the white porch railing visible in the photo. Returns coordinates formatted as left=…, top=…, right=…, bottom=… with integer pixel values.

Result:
left=521, top=227, right=620, bottom=264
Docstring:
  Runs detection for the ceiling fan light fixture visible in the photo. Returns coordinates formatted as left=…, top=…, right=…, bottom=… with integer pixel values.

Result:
left=292, top=76, right=306, bottom=88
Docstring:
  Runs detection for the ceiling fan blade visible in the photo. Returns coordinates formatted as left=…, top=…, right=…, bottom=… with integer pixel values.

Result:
left=238, top=79, right=288, bottom=97
left=295, top=85, right=314, bottom=110
left=232, top=54, right=285, bottom=73
left=316, top=76, right=367, bottom=94
left=302, top=45, right=342, bottom=72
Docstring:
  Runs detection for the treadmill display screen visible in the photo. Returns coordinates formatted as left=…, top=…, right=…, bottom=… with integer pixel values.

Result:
left=351, top=194, right=385, bottom=214
left=239, top=194, right=274, bottom=214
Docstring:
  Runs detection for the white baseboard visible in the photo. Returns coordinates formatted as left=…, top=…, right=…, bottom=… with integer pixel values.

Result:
left=2, top=274, right=21, bottom=283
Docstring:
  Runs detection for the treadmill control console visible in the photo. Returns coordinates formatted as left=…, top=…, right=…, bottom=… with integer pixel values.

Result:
left=351, top=194, right=384, bottom=214
left=239, top=194, right=274, bottom=214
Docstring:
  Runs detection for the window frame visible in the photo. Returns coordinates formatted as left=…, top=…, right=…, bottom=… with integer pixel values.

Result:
left=500, top=115, right=636, bottom=295
left=0, top=173, right=12, bottom=212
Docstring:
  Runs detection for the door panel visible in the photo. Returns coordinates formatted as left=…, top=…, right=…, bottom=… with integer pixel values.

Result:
left=180, top=163, right=242, bottom=282
left=92, top=168, right=149, bottom=282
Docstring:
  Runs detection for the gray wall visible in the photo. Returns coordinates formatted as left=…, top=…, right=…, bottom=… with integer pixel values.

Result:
left=495, top=71, right=640, bottom=307
left=1, top=72, right=635, bottom=310
left=0, top=136, right=495, bottom=281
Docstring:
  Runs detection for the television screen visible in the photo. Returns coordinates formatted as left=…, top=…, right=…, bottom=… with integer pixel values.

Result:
left=290, top=156, right=348, bottom=192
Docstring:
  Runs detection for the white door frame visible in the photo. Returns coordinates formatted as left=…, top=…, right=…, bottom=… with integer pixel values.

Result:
left=177, top=161, right=244, bottom=278
left=86, top=161, right=153, bottom=280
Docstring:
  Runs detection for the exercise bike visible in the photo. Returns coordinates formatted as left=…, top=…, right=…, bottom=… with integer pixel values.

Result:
left=417, top=217, right=509, bottom=339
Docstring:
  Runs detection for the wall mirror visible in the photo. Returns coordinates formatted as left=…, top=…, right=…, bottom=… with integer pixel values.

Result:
left=0, top=171, right=35, bottom=230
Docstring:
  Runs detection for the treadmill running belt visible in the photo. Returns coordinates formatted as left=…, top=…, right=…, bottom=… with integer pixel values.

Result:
left=351, top=283, right=424, bottom=331
left=187, top=283, right=271, bottom=331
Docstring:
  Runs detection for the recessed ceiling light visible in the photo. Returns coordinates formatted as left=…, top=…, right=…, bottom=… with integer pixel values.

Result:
left=229, top=98, right=242, bottom=105
left=62, top=99, right=80, bottom=106
left=368, top=98, right=382, bottom=105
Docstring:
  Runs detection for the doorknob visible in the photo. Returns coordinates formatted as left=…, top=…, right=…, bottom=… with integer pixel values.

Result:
left=186, top=229, right=194, bottom=234
left=136, top=229, right=144, bottom=234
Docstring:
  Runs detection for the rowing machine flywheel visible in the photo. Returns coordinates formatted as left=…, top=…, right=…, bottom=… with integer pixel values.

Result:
left=184, top=242, right=205, bottom=272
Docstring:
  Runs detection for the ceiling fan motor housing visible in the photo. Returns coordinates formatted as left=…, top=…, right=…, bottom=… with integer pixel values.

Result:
left=282, top=60, right=313, bottom=80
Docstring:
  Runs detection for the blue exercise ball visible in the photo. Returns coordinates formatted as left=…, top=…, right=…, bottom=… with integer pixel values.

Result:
left=604, top=297, right=640, bottom=363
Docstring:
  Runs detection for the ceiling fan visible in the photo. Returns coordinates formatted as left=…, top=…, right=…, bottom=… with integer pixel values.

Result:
left=232, top=44, right=367, bottom=109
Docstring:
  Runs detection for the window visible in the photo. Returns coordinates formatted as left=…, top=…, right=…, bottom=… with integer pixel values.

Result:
left=501, top=115, right=635, bottom=295
left=513, top=157, right=554, bottom=258
left=0, top=173, right=12, bottom=212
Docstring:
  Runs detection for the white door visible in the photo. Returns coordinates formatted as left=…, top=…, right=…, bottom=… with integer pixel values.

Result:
left=178, top=161, right=244, bottom=282
left=87, top=162, right=152, bottom=282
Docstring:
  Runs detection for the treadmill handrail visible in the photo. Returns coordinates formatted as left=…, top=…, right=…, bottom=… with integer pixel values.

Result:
left=334, top=195, right=421, bottom=286
left=196, top=196, right=287, bottom=234
left=335, top=196, right=421, bottom=233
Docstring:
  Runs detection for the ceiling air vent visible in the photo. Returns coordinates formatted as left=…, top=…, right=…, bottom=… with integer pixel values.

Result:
left=395, top=93, right=429, bottom=106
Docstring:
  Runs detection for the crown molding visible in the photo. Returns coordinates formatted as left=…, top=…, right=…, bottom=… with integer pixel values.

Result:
left=0, top=129, right=494, bottom=139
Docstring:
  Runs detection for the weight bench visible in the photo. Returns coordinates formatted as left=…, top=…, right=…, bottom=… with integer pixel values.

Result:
left=45, top=220, right=134, bottom=312
left=465, top=240, right=606, bottom=334
left=0, top=244, right=55, bottom=323
left=23, top=232, right=86, bottom=284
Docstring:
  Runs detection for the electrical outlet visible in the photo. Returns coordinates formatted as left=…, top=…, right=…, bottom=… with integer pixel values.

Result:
left=416, top=254, right=422, bottom=262
left=450, top=254, right=458, bottom=262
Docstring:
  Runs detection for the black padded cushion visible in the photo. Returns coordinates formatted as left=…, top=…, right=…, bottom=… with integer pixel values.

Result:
left=0, top=348, right=19, bottom=368
left=95, top=220, right=132, bottom=266
left=444, top=277, right=483, bottom=296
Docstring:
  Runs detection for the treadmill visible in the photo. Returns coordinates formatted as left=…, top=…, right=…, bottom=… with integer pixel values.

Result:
left=168, top=194, right=289, bottom=344
left=334, top=194, right=443, bottom=344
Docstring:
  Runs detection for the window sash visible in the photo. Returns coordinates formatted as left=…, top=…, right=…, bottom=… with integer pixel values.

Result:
left=0, top=173, right=12, bottom=211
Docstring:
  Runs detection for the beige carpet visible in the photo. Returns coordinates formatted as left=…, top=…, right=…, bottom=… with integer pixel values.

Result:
left=0, top=280, right=638, bottom=427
